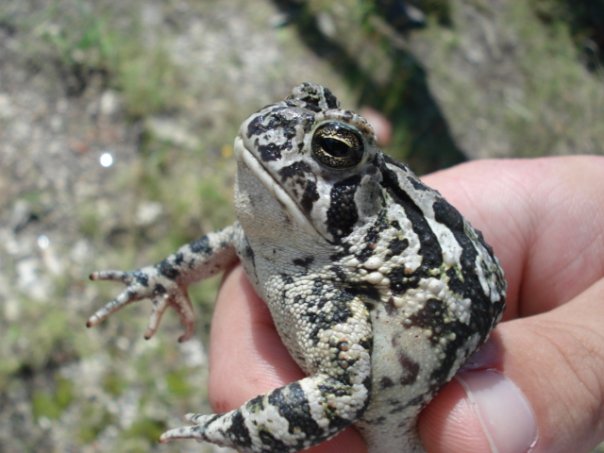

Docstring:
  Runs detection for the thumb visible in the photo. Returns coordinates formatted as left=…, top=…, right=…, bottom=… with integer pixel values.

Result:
left=419, top=278, right=604, bottom=453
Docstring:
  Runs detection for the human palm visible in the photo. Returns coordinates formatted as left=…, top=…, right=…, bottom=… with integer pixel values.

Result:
left=210, top=156, right=604, bottom=453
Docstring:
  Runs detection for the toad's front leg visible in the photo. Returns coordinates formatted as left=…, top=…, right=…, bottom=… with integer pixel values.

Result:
left=161, top=294, right=373, bottom=452
left=88, top=224, right=240, bottom=342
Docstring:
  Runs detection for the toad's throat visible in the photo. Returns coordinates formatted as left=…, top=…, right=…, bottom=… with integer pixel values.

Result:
left=234, top=135, right=322, bottom=240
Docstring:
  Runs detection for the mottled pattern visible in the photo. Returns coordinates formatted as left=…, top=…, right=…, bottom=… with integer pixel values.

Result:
left=89, top=83, right=506, bottom=452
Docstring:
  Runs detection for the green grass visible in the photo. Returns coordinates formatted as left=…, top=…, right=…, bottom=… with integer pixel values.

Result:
left=32, top=377, right=75, bottom=420
left=0, top=295, right=80, bottom=387
left=387, top=0, right=604, bottom=157
left=531, top=0, right=604, bottom=70
left=509, top=2, right=604, bottom=154
left=12, top=0, right=184, bottom=119
left=77, top=405, right=115, bottom=443
left=1, top=1, right=603, bottom=452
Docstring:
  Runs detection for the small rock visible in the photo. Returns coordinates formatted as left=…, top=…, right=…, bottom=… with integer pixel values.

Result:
left=136, top=201, right=164, bottom=226
left=17, top=258, right=47, bottom=300
left=0, top=93, right=13, bottom=119
left=317, top=12, right=336, bottom=38
left=145, top=117, right=200, bottom=150
left=99, top=90, right=121, bottom=117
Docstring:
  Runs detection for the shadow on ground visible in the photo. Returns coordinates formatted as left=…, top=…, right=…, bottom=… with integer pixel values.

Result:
left=272, top=0, right=466, bottom=174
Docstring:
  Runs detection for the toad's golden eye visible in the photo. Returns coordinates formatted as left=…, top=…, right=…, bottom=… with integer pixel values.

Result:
left=311, top=122, right=364, bottom=169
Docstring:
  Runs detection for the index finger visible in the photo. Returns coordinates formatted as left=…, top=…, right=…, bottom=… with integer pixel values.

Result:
left=424, top=156, right=604, bottom=318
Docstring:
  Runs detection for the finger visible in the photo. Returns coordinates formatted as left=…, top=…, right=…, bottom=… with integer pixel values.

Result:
left=209, top=265, right=307, bottom=409
left=209, top=266, right=366, bottom=453
left=419, top=277, right=604, bottom=453
left=423, top=156, right=604, bottom=318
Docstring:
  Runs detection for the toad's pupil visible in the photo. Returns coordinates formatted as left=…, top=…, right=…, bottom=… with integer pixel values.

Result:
left=321, top=137, right=351, bottom=157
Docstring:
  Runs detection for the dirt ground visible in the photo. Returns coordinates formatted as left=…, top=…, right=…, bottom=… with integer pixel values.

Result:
left=1, top=1, right=602, bottom=452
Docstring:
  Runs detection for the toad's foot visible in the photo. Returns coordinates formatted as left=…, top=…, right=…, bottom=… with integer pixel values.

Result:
left=159, top=374, right=370, bottom=452
left=88, top=267, right=195, bottom=342
left=159, top=413, right=214, bottom=443
left=88, top=225, right=240, bottom=342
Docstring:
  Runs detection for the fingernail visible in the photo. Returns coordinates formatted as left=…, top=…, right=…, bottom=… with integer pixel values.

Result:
left=462, top=337, right=501, bottom=370
left=457, top=370, right=538, bottom=453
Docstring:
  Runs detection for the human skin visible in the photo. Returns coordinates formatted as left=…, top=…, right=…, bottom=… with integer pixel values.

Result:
left=207, top=156, right=604, bottom=453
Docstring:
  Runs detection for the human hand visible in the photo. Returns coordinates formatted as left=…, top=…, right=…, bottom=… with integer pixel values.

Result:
left=208, top=156, right=604, bottom=453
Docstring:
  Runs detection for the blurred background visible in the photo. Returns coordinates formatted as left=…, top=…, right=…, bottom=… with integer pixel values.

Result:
left=1, top=0, right=603, bottom=451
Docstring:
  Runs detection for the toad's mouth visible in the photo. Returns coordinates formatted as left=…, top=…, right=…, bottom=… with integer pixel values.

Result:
left=234, top=135, right=323, bottom=240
